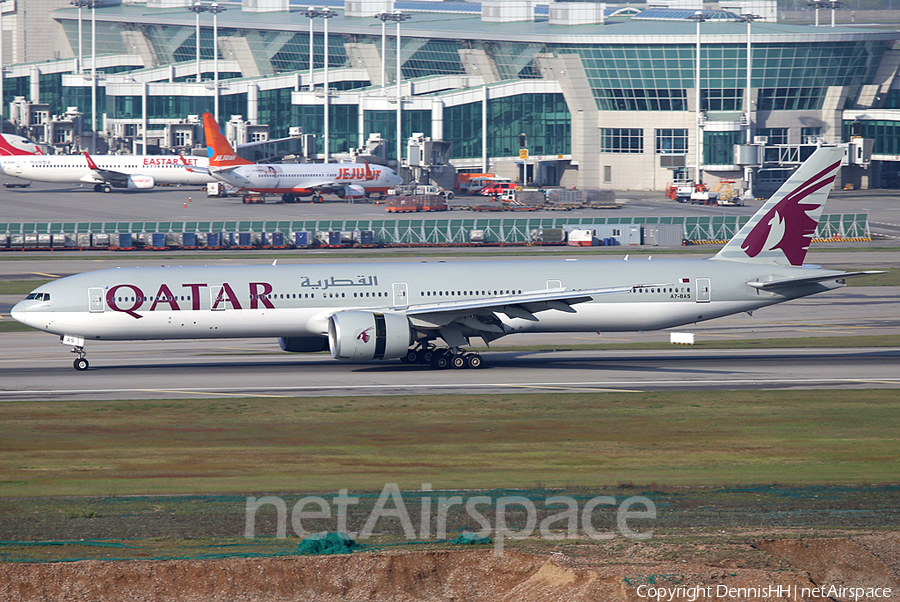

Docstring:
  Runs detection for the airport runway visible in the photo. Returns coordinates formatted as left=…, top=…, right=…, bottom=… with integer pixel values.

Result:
left=1, top=331, right=898, bottom=401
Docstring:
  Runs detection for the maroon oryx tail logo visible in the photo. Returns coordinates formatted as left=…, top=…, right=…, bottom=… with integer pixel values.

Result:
left=357, top=327, right=374, bottom=344
left=741, top=159, right=840, bottom=266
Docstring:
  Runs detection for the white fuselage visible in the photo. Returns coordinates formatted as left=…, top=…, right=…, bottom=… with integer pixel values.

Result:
left=211, top=163, right=401, bottom=196
left=0, top=154, right=212, bottom=186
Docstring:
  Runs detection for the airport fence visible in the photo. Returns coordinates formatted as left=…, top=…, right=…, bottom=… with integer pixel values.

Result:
left=0, top=214, right=870, bottom=250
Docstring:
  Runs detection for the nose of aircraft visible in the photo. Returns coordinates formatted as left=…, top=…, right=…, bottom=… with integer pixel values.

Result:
left=10, top=300, right=28, bottom=324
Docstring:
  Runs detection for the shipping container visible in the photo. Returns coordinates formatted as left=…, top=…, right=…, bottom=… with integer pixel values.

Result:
left=93, top=233, right=111, bottom=248
left=117, top=233, right=134, bottom=248
left=293, top=231, right=311, bottom=247
left=182, top=232, right=197, bottom=248
left=271, top=232, right=285, bottom=247
left=642, top=224, right=684, bottom=247
left=530, top=228, right=566, bottom=243
left=207, top=232, right=221, bottom=248
left=10, top=234, right=24, bottom=248
left=77, top=233, right=92, bottom=248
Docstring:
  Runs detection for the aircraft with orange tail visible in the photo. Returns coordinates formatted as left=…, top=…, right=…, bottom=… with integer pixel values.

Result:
left=199, top=113, right=402, bottom=203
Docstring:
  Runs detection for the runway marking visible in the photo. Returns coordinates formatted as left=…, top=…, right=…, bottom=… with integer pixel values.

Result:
left=3, top=377, right=900, bottom=399
left=31, top=272, right=60, bottom=278
left=496, top=384, right=644, bottom=393
left=144, top=389, right=293, bottom=398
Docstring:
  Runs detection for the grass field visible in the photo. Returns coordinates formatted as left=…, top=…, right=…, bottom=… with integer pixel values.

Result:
left=2, top=390, right=898, bottom=498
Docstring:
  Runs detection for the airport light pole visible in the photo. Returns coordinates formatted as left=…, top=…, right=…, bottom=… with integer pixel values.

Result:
left=740, top=13, right=760, bottom=144
left=71, top=0, right=101, bottom=151
left=306, top=6, right=334, bottom=162
left=207, top=2, right=226, bottom=122
left=688, top=11, right=708, bottom=186
left=69, top=1, right=84, bottom=74
left=373, top=11, right=411, bottom=166
left=187, top=2, right=210, bottom=84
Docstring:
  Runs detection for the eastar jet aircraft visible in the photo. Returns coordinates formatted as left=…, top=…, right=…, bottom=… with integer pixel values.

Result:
left=12, top=146, right=880, bottom=371
left=0, top=133, right=211, bottom=192
left=199, top=113, right=402, bottom=202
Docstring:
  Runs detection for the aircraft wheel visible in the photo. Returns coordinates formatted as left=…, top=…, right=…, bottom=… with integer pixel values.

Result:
left=430, top=352, right=450, bottom=370
left=451, top=354, right=466, bottom=369
left=402, top=350, right=417, bottom=364
left=94, top=184, right=103, bottom=192
left=465, top=354, right=483, bottom=369
left=102, top=184, right=112, bottom=193
left=421, top=349, right=434, bottom=364
left=74, top=358, right=89, bottom=371
left=315, top=195, right=324, bottom=203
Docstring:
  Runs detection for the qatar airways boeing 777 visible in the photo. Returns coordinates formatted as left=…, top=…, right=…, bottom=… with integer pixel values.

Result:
left=11, top=145, right=879, bottom=371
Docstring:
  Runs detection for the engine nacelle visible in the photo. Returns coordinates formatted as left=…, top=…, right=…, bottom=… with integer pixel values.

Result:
left=126, top=174, right=155, bottom=189
left=336, top=184, right=366, bottom=199
left=328, top=311, right=411, bottom=361
left=278, top=336, right=329, bottom=353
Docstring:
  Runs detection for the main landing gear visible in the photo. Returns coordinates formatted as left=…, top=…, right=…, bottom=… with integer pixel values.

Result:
left=93, top=183, right=112, bottom=193
left=72, top=346, right=89, bottom=371
left=400, top=345, right=483, bottom=369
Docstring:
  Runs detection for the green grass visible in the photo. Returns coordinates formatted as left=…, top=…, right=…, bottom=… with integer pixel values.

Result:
left=1, top=390, right=898, bottom=498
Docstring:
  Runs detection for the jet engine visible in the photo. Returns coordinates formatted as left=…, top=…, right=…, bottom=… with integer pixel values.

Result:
left=336, top=184, right=366, bottom=199
left=278, top=336, right=329, bottom=353
left=125, top=175, right=155, bottom=189
left=328, top=311, right=411, bottom=360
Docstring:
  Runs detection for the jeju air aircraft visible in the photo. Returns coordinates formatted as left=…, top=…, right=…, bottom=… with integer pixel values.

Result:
left=12, top=145, right=880, bottom=371
left=198, top=112, right=402, bottom=203
left=0, top=133, right=211, bottom=192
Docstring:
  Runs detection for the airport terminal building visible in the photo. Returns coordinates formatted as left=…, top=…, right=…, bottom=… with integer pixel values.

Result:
left=2, top=0, right=899, bottom=192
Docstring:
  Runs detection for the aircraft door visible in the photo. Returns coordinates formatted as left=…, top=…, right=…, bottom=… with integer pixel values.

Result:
left=696, top=278, right=711, bottom=303
left=88, top=287, right=104, bottom=312
left=392, top=282, right=408, bottom=308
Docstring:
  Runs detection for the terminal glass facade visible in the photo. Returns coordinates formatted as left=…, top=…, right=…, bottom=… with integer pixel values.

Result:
left=443, top=93, right=570, bottom=160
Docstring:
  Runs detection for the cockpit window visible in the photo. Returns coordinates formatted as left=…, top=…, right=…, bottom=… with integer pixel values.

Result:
left=25, top=293, right=38, bottom=300
left=24, top=293, right=48, bottom=301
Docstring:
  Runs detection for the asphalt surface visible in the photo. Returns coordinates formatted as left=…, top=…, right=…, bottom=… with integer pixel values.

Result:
left=2, top=176, right=900, bottom=240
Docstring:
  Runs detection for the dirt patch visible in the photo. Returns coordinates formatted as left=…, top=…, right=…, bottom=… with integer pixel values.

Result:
left=757, top=535, right=900, bottom=600
left=2, top=537, right=898, bottom=602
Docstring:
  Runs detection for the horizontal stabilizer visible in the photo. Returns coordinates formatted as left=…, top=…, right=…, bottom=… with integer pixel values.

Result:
left=747, top=271, right=884, bottom=290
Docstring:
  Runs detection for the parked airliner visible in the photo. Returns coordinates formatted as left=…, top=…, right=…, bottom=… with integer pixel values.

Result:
left=199, top=113, right=402, bottom=202
left=12, top=146, right=878, bottom=371
left=0, top=133, right=212, bottom=192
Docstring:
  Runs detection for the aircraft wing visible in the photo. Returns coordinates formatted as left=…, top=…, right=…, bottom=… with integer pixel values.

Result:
left=82, top=152, right=131, bottom=185
left=399, top=283, right=667, bottom=347
left=178, top=154, right=210, bottom=175
left=747, top=271, right=884, bottom=290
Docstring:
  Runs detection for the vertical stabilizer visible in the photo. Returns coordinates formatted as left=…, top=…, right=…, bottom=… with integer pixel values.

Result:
left=0, top=134, right=42, bottom=156
left=202, top=113, right=253, bottom=168
left=713, top=145, right=844, bottom=266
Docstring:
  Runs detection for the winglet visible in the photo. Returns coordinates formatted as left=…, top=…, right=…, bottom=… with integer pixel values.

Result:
left=713, top=145, right=844, bottom=266
left=202, top=113, right=253, bottom=168
left=0, top=133, right=42, bottom=156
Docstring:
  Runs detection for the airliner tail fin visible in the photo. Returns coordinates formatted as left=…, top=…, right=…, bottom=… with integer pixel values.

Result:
left=202, top=113, right=253, bottom=168
left=713, top=145, right=844, bottom=266
left=0, top=133, right=42, bottom=156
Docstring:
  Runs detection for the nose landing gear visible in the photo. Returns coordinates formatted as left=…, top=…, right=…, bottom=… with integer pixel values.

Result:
left=72, top=346, right=89, bottom=371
